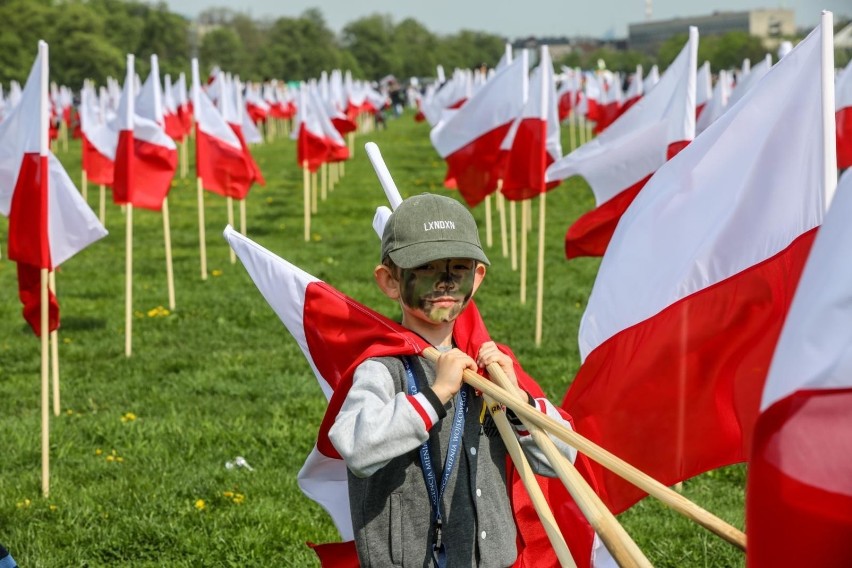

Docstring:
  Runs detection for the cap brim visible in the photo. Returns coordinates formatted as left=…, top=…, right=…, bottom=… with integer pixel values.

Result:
left=388, top=241, right=490, bottom=269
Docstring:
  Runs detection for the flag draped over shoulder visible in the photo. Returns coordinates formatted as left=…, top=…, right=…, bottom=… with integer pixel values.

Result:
left=224, top=226, right=607, bottom=568
left=0, top=41, right=107, bottom=334
left=430, top=57, right=527, bottom=207
left=836, top=58, right=852, bottom=169
left=545, top=28, right=697, bottom=259
left=747, top=169, right=851, bottom=568
left=562, top=22, right=829, bottom=513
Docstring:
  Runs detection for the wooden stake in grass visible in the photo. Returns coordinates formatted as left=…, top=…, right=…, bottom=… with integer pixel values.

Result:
left=321, top=162, right=328, bottom=201
left=227, top=196, right=236, bottom=264
left=520, top=199, right=528, bottom=304
left=49, top=271, right=60, bottom=416
left=99, top=184, right=106, bottom=226
left=180, top=139, right=188, bottom=178
left=497, top=186, right=508, bottom=258
left=162, top=197, right=176, bottom=310
left=303, top=160, right=311, bottom=242
left=41, top=267, right=50, bottom=497
left=510, top=199, right=518, bottom=270
left=311, top=170, right=318, bottom=214
left=348, top=131, right=355, bottom=157
left=484, top=193, right=493, bottom=247
left=197, top=176, right=207, bottom=280
left=569, top=109, right=577, bottom=151
left=125, top=203, right=133, bottom=357
left=81, top=169, right=88, bottom=202
left=239, top=198, right=247, bottom=236
left=535, top=193, right=546, bottom=346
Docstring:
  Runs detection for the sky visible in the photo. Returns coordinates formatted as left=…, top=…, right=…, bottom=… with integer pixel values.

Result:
left=165, top=0, right=848, bottom=39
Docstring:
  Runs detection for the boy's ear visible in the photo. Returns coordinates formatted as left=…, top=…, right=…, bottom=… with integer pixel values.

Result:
left=471, top=263, right=487, bottom=295
left=374, top=264, right=400, bottom=300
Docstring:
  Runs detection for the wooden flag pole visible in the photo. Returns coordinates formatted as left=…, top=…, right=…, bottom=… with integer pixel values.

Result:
left=339, top=158, right=345, bottom=178
left=99, top=184, right=106, bottom=226
left=180, top=139, right=188, bottom=178
left=227, top=197, right=236, bottom=264
left=520, top=199, right=528, bottom=304
left=329, top=160, right=336, bottom=191
left=497, top=185, right=508, bottom=258
left=41, top=268, right=50, bottom=497
left=484, top=194, right=493, bottom=248
left=162, top=198, right=176, bottom=310
left=49, top=271, right=60, bottom=416
left=348, top=132, right=355, bottom=157
left=125, top=203, right=133, bottom=357
left=569, top=110, right=577, bottom=151
left=535, top=193, right=547, bottom=346
left=303, top=161, right=311, bottom=242
left=510, top=200, right=518, bottom=270
left=448, top=360, right=748, bottom=551
left=311, top=171, right=318, bottom=214
left=321, top=162, right=328, bottom=201
left=480, top=358, right=652, bottom=568
left=197, top=177, right=208, bottom=280
left=578, top=114, right=586, bottom=146
left=81, top=169, right=88, bottom=202
left=484, top=394, right=576, bottom=567
left=240, top=198, right=247, bottom=236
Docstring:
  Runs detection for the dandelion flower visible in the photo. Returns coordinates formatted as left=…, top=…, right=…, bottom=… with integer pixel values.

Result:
left=195, top=499, right=206, bottom=511
left=211, top=269, right=223, bottom=277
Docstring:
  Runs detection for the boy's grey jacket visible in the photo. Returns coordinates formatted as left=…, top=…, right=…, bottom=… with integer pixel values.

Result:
left=329, top=355, right=576, bottom=567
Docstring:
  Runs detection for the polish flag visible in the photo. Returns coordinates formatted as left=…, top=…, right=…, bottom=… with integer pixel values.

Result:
left=430, top=56, right=527, bottom=207
left=556, top=67, right=580, bottom=122
left=0, top=41, right=107, bottom=334
left=112, top=54, right=177, bottom=211
left=695, top=61, right=712, bottom=119
left=218, top=73, right=264, bottom=186
left=620, top=65, right=643, bottom=115
left=642, top=65, right=659, bottom=93
left=79, top=84, right=115, bottom=186
left=581, top=72, right=601, bottom=125
left=191, top=59, right=254, bottom=199
left=501, top=46, right=562, bottom=201
left=836, top=58, right=852, bottom=169
left=173, top=73, right=193, bottom=136
left=562, top=19, right=833, bottom=513
left=546, top=28, right=697, bottom=259
left=308, top=86, right=349, bottom=163
left=746, top=167, right=850, bottom=568
left=726, top=54, right=772, bottom=110
left=593, top=72, right=623, bottom=134
left=696, top=69, right=731, bottom=135
left=295, top=85, right=331, bottom=172
left=162, top=74, right=186, bottom=142
left=225, top=225, right=612, bottom=568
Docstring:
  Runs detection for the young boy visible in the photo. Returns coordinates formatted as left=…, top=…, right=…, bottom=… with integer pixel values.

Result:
left=329, top=193, right=576, bottom=567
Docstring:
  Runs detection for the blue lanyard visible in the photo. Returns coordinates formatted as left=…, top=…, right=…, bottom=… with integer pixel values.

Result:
left=402, top=356, right=468, bottom=568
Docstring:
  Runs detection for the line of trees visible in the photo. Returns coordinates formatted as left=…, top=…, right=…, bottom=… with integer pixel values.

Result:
left=0, top=1, right=846, bottom=89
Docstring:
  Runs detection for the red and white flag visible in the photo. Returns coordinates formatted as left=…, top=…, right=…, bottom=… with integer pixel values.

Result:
left=620, top=65, right=643, bottom=114
left=225, top=225, right=614, bottom=568
left=695, top=60, right=712, bottom=119
left=112, top=54, right=177, bottom=211
left=562, top=19, right=832, bottom=513
left=0, top=41, right=107, bottom=334
left=501, top=46, right=562, bottom=200
left=836, top=57, right=852, bottom=169
left=747, top=167, right=850, bottom=568
left=191, top=59, right=255, bottom=199
left=79, top=84, right=115, bottom=186
left=695, top=69, right=731, bottom=134
left=430, top=56, right=527, bottom=207
left=546, top=27, right=697, bottom=259
left=217, top=72, right=264, bottom=186
left=162, top=74, right=187, bottom=142
left=295, top=84, right=330, bottom=172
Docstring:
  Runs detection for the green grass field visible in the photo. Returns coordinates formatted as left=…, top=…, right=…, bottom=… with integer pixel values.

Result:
left=0, top=113, right=745, bottom=567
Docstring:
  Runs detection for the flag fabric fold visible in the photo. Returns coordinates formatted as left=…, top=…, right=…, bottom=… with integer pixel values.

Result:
left=562, top=22, right=829, bottom=513
left=546, top=28, right=697, bottom=259
left=224, top=226, right=608, bottom=568
left=746, top=169, right=851, bottom=568
left=836, top=58, right=852, bottom=169
left=0, top=42, right=106, bottom=334
left=430, top=57, right=527, bottom=207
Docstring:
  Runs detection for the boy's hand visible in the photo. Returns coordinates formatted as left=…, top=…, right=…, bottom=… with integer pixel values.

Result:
left=433, top=349, right=477, bottom=404
left=477, top=341, right=520, bottom=392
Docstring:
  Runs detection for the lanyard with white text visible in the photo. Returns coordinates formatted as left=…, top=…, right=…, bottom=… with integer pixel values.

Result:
left=402, top=356, right=468, bottom=568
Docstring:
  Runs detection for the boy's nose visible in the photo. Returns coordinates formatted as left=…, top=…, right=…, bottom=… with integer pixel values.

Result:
left=435, top=272, right=456, bottom=291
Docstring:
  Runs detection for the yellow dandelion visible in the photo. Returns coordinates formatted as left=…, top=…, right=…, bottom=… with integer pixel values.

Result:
left=134, top=310, right=145, bottom=318
left=232, top=493, right=245, bottom=505
left=95, top=448, right=103, bottom=456
left=116, top=457, right=124, bottom=463
left=16, top=499, right=31, bottom=509
left=222, top=491, right=234, bottom=498
left=49, top=504, right=58, bottom=512
left=106, top=455, right=115, bottom=463
left=63, top=337, right=72, bottom=344
left=211, top=269, right=223, bottom=277
left=121, top=412, right=137, bottom=423
left=195, top=499, right=206, bottom=511
left=311, top=233, right=322, bottom=242
left=66, top=409, right=74, bottom=416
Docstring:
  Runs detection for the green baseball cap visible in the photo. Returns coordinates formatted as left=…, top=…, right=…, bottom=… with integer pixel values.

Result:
left=381, top=193, right=490, bottom=269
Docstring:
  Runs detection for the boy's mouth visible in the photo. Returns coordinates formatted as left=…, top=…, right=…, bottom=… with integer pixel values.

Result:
left=427, top=296, right=458, bottom=308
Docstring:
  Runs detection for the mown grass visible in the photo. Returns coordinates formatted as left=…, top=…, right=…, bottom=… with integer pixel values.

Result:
left=0, top=112, right=745, bottom=567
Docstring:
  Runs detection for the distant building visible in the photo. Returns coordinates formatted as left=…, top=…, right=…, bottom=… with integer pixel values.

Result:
left=511, top=36, right=627, bottom=65
left=628, top=9, right=795, bottom=54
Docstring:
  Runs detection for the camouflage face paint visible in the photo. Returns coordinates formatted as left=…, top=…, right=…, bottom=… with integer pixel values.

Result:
left=399, top=259, right=476, bottom=323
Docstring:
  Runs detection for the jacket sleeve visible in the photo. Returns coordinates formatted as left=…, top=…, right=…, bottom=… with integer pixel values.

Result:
left=511, top=396, right=578, bottom=478
left=328, top=359, right=446, bottom=478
